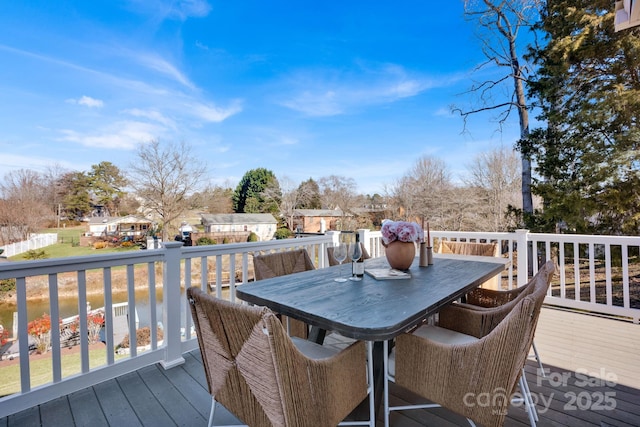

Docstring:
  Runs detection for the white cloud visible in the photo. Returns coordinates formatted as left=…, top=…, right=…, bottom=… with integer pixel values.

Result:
left=67, top=95, right=104, bottom=108
left=188, top=100, right=243, bottom=122
left=124, top=108, right=176, bottom=128
left=58, top=121, right=163, bottom=149
left=136, top=53, right=196, bottom=90
left=278, top=64, right=438, bottom=117
left=0, top=153, right=79, bottom=176
left=125, top=0, right=211, bottom=21
left=434, top=107, right=456, bottom=118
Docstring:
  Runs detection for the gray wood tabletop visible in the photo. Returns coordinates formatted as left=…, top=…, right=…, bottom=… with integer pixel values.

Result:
left=237, top=253, right=509, bottom=342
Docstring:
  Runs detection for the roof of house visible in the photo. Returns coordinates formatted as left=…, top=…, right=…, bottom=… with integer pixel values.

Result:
left=88, top=215, right=152, bottom=226
left=293, top=209, right=348, bottom=217
left=200, top=213, right=277, bottom=225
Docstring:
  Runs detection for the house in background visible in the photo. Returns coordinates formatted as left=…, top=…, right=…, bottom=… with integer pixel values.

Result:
left=200, top=213, right=277, bottom=242
left=86, top=215, right=153, bottom=238
left=292, top=209, right=350, bottom=233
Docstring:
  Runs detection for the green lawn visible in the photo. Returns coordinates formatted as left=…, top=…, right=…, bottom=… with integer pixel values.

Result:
left=0, top=346, right=127, bottom=397
left=9, top=227, right=142, bottom=261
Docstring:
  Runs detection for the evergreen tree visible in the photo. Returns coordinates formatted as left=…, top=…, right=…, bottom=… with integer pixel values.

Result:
left=297, top=178, right=322, bottom=209
left=524, top=0, right=640, bottom=234
left=232, top=168, right=279, bottom=213
left=61, top=171, right=92, bottom=220
left=89, top=161, right=128, bottom=216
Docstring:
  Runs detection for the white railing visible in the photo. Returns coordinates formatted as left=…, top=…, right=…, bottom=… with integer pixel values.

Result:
left=0, top=234, right=334, bottom=417
left=0, top=234, right=58, bottom=258
left=431, top=230, right=640, bottom=324
left=0, top=229, right=638, bottom=418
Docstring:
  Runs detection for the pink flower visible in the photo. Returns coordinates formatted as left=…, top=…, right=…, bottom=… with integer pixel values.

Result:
left=380, top=220, right=424, bottom=245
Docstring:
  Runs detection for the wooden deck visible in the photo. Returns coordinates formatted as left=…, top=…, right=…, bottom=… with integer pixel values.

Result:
left=1, top=307, right=639, bottom=426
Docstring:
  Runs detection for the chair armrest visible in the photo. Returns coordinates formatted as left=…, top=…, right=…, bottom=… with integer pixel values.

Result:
left=438, top=300, right=516, bottom=338
left=465, top=286, right=527, bottom=307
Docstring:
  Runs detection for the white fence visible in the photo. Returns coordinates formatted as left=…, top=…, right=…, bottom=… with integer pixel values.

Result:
left=0, top=229, right=638, bottom=418
left=0, top=234, right=58, bottom=257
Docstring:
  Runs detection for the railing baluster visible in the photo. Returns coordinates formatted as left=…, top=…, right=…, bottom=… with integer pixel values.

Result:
left=574, top=242, right=580, bottom=302
left=589, top=242, right=596, bottom=304
left=48, top=274, right=62, bottom=382
left=148, top=262, right=158, bottom=350
left=126, top=264, right=137, bottom=358
left=103, top=266, right=115, bottom=365
left=622, top=244, right=630, bottom=309
left=77, top=270, right=89, bottom=373
left=229, top=254, right=237, bottom=303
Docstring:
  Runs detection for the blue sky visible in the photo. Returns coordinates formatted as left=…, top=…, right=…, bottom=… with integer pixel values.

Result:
left=0, top=0, right=524, bottom=195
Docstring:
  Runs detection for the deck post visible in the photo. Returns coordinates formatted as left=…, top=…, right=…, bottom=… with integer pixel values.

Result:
left=516, top=229, right=529, bottom=287
left=161, top=241, right=186, bottom=369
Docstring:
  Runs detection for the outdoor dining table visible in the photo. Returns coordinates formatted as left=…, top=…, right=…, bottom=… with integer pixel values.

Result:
left=236, top=252, right=509, bottom=417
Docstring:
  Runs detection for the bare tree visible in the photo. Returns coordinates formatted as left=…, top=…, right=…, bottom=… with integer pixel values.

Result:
left=128, top=140, right=206, bottom=241
left=465, top=147, right=521, bottom=231
left=262, top=176, right=315, bottom=231
left=318, top=175, right=359, bottom=230
left=198, top=184, right=234, bottom=214
left=0, top=169, right=52, bottom=243
left=41, top=163, right=70, bottom=226
left=389, top=156, right=452, bottom=229
left=455, top=0, right=542, bottom=216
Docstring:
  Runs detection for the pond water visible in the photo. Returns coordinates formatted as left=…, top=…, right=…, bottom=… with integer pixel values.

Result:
left=0, top=288, right=184, bottom=339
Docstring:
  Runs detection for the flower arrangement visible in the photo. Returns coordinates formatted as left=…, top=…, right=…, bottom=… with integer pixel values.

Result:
left=380, top=220, right=424, bottom=245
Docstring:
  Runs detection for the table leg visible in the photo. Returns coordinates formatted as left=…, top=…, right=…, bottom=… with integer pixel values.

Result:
left=308, top=326, right=326, bottom=344
left=372, top=341, right=386, bottom=420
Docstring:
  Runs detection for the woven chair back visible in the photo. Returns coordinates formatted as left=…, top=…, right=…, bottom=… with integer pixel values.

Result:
left=437, top=240, right=499, bottom=257
left=188, top=286, right=369, bottom=427
left=253, top=249, right=315, bottom=280
left=438, top=240, right=500, bottom=289
left=188, top=287, right=287, bottom=426
left=253, top=249, right=314, bottom=339
left=394, top=260, right=556, bottom=427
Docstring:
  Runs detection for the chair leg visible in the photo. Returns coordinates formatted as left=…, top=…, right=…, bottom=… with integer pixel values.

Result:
left=519, top=370, right=538, bottom=426
left=208, top=397, right=215, bottom=427
left=531, top=340, right=544, bottom=376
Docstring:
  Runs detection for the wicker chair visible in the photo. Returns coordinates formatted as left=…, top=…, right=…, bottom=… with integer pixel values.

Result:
left=384, top=260, right=556, bottom=427
left=188, top=287, right=375, bottom=427
left=253, top=249, right=315, bottom=339
left=327, top=243, right=371, bottom=266
left=448, top=262, right=550, bottom=377
left=437, top=240, right=500, bottom=289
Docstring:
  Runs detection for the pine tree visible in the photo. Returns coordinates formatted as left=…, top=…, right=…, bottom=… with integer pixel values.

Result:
left=524, top=0, right=640, bottom=234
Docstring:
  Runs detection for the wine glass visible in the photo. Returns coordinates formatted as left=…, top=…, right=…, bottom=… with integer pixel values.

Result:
left=348, top=242, right=363, bottom=281
left=333, top=243, right=348, bottom=282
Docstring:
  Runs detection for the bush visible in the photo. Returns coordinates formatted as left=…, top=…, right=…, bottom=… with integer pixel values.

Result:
left=24, top=249, right=48, bottom=260
left=247, top=232, right=259, bottom=242
left=273, top=228, right=292, bottom=240
left=0, top=278, right=16, bottom=297
left=93, top=241, right=108, bottom=249
left=196, top=237, right=215, bottom=246
left=222, top=237, right=231, bottom=244
left=119, top=326, right=164, bottom=348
